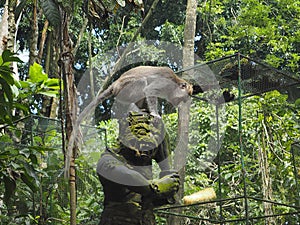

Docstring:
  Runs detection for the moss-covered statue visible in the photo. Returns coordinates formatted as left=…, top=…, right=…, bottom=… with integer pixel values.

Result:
left=97, top=111, right=179, bottom=225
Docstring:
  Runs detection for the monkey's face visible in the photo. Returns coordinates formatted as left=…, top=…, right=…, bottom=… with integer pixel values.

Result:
left=170, top=82, right=193, bottom=106
left=179, top=82, right=193, bottom=96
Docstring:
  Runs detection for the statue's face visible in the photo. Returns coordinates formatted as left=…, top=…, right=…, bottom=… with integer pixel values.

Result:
left=119, top=112, right=166, bottom=154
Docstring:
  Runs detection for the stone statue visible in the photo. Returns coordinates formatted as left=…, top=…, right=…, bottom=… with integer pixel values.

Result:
left=97, top=111, right=180, bottom=225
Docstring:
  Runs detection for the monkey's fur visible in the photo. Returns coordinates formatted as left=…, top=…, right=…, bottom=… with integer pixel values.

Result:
left=65, top=66, right=193, bottom=177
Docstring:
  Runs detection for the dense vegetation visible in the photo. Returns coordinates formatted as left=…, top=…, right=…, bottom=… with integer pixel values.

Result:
left=0, top=0, right=299, bottom=224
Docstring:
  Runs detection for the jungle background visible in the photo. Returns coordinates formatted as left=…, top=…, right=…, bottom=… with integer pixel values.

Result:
left=0, top=0, right=299, bottom=224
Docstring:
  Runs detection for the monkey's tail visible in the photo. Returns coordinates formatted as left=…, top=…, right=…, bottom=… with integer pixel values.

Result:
left=64, top=86, right=114, bottom=178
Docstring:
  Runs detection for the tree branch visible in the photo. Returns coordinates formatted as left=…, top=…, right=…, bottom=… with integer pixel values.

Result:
left=72, top=17, right=88, bottom=56
left=92, top=0, right=160, bottom=98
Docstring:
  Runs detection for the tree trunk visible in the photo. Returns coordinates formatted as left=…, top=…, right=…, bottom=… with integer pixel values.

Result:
left=58, top=8, right=78, bottom=225
left=37, top=20, right=49, bottom=63
left=0, top=0, right=9, bottom=54
left=39, top=20, right=55, bottom=118
left=182, top=0, right=197, bottom=68
left=88, top=25, right=95, bottom=99
left=168, top=0, right=197, bottom=224
left=7, top=0, right=16, bottom=52
left=29, top=0, right=38, bottom=65
left=46, top=31, right=60, bottom=119
left=258, top=118, right=275, bottom=225
left=0, top=0, right=19, bottom=80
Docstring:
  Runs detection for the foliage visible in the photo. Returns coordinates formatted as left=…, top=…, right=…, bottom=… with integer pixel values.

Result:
left=0, top=50, right=24, bottom=124
left=0, top=117, right=63, bottom=224
left=0, top=51, right=62, bottom=224
left=17, top=62, right=60, bottom=114
left=196, top=0, right=300, bottom=75
left=0, top=0, right=300, bottom=224
left=161, top=89, right=299, bottom=224
left=75, top=155, right=103, bottom=224
left=21, top=62, right=60, bottom=97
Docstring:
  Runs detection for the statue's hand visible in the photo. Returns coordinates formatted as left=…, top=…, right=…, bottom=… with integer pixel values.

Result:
left=150, top=173, right=180, bottom=198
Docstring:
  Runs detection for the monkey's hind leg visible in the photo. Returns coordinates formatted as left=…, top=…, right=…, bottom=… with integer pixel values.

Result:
left=128, top=102, right=143, bottom=113
left=146, top=96, right=161, bottom=120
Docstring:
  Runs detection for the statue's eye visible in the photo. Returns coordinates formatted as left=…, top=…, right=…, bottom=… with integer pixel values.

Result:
left=180, top=83, right=187, bottom=89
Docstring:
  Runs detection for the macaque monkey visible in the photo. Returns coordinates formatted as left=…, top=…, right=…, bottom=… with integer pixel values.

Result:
left=65, top=66, right=193, bottom=177
left=112, top=66, right=193, bottom=117
left=82, top=65, right=193, bottom=120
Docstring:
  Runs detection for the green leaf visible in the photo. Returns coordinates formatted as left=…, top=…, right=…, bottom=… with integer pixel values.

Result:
left=224, top=173, right=232, bottom=180
left=0, top=65, right=14, bottom=85
left=14, top=102, right=29, bottom=113
left=40, top=0, right=61, bottom=28
left=0, top=77, right=13, bottom=102
left=2, top=50, right=23, bottom=64
left=3, top=175, right=16, bottom=203
left=11, top=84, right=19, bottom=97
left=28, top=145, right=56, bottom=153
left=39, top=90, right=58, bottom=97
left=21, top=163, right=39, bottom=191
left=0, top=134, right=13, bottom=143
left=29, top=62, right=48, bottom=83
left=116, top=0, right=126, bottom=7
left=29, top=154, right=38, bottom=164
left=44, top=78, right=60, bottom=87
left=0, top=106, right=12, bottom=125
left=0, top=151, right=10, bottom=159
left=134, top=0, right=143, bottom=6
left=19, top=80, right=30, bottom=88
left=295, top=98, right=300, bottom=106
left=20, top=172, right=38, bottom=192
left=15, top=0, right=27, bottom=21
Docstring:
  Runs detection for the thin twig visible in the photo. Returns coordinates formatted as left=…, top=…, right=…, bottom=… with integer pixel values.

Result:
left=112, top=0, right=160, bottom=74
left=72, top=17, right=88, bottom=56
left=116, top=15, right=127, bottom=57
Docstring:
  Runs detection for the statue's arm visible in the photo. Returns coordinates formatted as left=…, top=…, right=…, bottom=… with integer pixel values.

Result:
left=96, top=152, right=152, bottom=195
